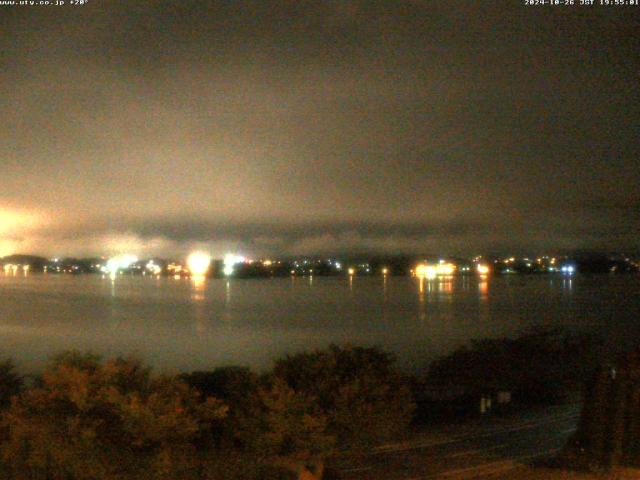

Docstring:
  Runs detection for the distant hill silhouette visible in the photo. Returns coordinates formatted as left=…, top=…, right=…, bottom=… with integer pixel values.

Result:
left=0, top=254, right=48, bottom=267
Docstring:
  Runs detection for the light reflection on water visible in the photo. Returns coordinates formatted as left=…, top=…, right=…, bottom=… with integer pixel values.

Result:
left=0, top=272, right=638, bottom=374
left=190, top=276, right=206, bottom=302
left=478, top=276, right=489, bottom=300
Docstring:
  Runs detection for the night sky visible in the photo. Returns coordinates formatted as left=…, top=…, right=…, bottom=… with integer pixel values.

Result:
left=2, top=1, right=639, bottom=258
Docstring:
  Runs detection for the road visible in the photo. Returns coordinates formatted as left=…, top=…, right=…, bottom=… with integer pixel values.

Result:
left=335, top=403, right=581, bottom=479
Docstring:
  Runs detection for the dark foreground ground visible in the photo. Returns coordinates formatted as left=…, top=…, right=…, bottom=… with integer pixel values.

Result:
left=330, top=403, right=638, bottom=479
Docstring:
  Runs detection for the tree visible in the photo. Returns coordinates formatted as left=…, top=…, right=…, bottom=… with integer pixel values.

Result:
left=238, top=378, right=333, bottom=480
left=271, top=345, right=415, bottom=455
left=182, top=367, right=259, bottom=449
left=185, top=368, right=331, bottom=480
left=0, top=351, right=227, bottom=480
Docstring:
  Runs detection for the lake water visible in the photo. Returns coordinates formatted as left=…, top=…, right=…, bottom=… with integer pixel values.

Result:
left=0, top=273, right=639, bottom=374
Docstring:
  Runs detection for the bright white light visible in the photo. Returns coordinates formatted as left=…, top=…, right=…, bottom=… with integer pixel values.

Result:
left=223, top=254, right=245, bottom=276
left=224, top=254, right=245, bottom=266
left=187, top=252, right=211, bottom=276
left=561, top=265, right=575, bottom=274
left=105, top=254, right=138, bottom=274
left=146, top=261, right=162, bottom=275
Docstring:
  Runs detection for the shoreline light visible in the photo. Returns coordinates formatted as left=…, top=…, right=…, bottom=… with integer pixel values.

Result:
left=477, top=264, right=490, bottom=275
left=104, top=254, right=138, bottom=274
left=223, top=254, right=245, bottom=276
left=416, top=264, right=437, bottom=279
left=187, top=252, right=211, bottom=277
left=146, top=261, right=162, bottom=275
left=416, top=262, right=456, bottom=278
left=436, top=262, right=456, bottom=276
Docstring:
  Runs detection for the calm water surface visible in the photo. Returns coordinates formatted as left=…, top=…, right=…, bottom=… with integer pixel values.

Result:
left=0, top=273, right=639, bottom=373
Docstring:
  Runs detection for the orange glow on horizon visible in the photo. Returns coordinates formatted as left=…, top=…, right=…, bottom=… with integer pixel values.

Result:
left=0, top=208, right=45, bottom=233
left=0, top=208, right=46, bottom=256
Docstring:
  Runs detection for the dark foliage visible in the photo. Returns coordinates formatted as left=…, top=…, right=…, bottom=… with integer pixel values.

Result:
left=562, top=348, right=640, bottom=470
left=0, top=360, right=22, bottom=409
left=182, top=367, right=260, bottom=449
left=426, top=328, right=602, bottom=405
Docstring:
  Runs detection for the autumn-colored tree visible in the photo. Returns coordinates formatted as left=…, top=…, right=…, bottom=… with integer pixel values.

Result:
left=271, top=345, right=415, bottom=456
left=0, top=347, right=413, bottom=480
left=186, top=346, right=414, bottom=480
left=0, top=351, right=227, bottom=480
left=238, top=378, right=334, bottom=480
left=184, top=368, right=324, bottom=480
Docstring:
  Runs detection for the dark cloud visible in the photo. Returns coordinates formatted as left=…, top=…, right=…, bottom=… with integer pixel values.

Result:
left=1, top=1, right=639, bottom=257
